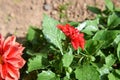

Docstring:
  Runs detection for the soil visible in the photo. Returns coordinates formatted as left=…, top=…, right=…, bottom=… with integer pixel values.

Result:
left=0, top=0, right=120, bottom=38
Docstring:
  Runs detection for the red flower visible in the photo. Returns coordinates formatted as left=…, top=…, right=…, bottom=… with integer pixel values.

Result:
left=0, top=34, right=26, bottom=80
left=57, top=24, right=85, bottom=50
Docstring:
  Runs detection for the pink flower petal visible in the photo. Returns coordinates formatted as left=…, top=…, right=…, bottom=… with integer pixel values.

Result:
left=7, top=57, right=26, bottom=68
left=6, top=64, right=19, bottom=80
left=0, top=35, right=26, bottom=80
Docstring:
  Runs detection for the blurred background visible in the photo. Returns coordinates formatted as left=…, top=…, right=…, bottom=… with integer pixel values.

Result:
left=0, top=0, right=120, bottom=37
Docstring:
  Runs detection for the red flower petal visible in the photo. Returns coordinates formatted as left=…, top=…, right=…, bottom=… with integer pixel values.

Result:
left=3, top=36, right=16, bottom=53
left=0, top=34, right=26, bottom=80
left=0, top=64, right=7, bottom=79
left=57, top=24, right=85, bottom=50
left=7, top=56, right=26, bottom=68
left=6, top=64, right=19, bottom=80
left=0, top=34, right=4, bottom=55
left=7, top=43, right=24, bottom=58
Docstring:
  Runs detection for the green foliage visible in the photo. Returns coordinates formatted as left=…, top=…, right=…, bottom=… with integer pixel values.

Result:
left=79, top=18, right=99, bottom=35
left=105, top=0, right=114, bottom=11
left=93, top=30, right=119, bottom=48
left=22, top=0, right=120, bottom=80
left=108, top=70, right=120, bottom=80
left=42, top=15, right=65, bottom=54
left=28, top=55, right=43, bottom=72
left=25, top=26, right=47, bottom=52
left=62, top=52, right=73, bottom=67
left=87, top=6, right=101, bottom=14
left=85, top=39, right=103, bottom=55
left=75, top=64, right=100, bottom=80
left=107, top=13, right=120, bottom=28
left=27, top=26, right=36, bottom=41
left=117, top=43, right=120, bottom=61
left=105, top=54, right=116, bottom=67
left=37, top=71, right=55, bottom=80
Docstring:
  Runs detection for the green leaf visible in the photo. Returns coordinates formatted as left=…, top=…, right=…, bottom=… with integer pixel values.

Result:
left=117, top=43, right=120, bottom=61
left=87, top=6, right=101, bottom=14
left=85, top=39, right=104, bottom=55
left=75, top=64, right=100, bottom=80
left=51, top=76, right=60, bottom=80
left=28, top=55, right=43, bottom=72
left=27, top=27, right=36, bottom=41
left=26, top=50, right=47, bottom=58
left=105, top=0, right=114, bottom=11
left=37, top=70, right=55, bottom=80
left=107, top=13, right=120, bottom=28
left=77, top=21, right=86, bottom=31
left=105, top=54, right=116, bottom=67
left=42, top=15, right=65, bottom=54
left=93, top=30, right=119, bottom=48
left=113, top=34, right=120, bottom=46
left=99, top=65, right=111, bottom=76
left=63, top=76, right=69, bottom=80
left=26, top=27, right=45, bottom=51
left=26, top=26, right=42, bottom=41
left=78, top=18, right=99, bottom=35
left=68, top=21, right=79, bottom=27
left=108, top=70, right=120, bottom=80
left=115, top=69, right=120, bottom=75
left=108, top=73, right=116, bottom=80
left=115, top=7, right=120, bottom=11
left=114, top=35, right=120, bottom=44
left=62, top=52, right=74, bottom=67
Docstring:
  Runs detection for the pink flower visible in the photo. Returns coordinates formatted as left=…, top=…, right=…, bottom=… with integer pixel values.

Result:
left=57, top=24, right=85, bottom=50
left=0, top=34, right=26, bottom=80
